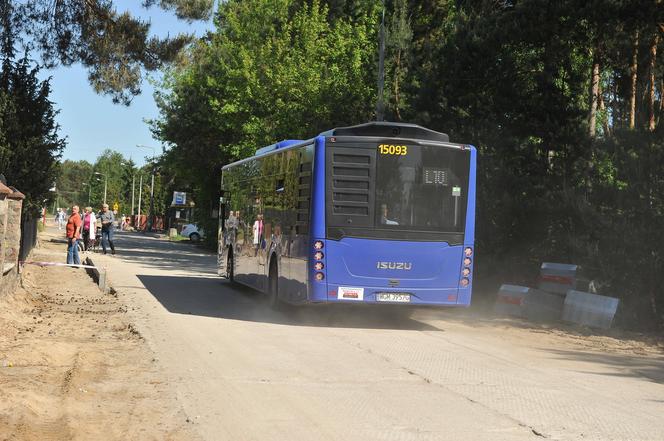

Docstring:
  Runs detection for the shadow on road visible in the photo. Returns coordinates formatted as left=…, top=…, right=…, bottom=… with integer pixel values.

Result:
left=137, top=274, right=440, bottom=331
left=546, top=348, right=664, bottom=384
left=111, top=231, right=216, bottom=275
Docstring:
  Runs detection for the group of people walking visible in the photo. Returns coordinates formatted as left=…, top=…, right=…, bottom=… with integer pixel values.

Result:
left=63, top=203, right=116, bottom=265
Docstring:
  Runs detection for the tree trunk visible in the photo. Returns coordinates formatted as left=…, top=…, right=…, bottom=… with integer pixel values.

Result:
left=648, top=33, right=659, bottom=131
left=629, top=30, right=639, bottom=130
left=589, top=54, right=600, bottom=138
left=599, top=84, right=611, bottom=137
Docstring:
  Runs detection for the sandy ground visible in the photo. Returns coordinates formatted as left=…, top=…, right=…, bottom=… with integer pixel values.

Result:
left=0, top=237, right=200, bottom=441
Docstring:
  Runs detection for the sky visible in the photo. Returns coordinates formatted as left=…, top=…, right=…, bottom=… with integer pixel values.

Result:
left=40, top=1, right=214, bottom=167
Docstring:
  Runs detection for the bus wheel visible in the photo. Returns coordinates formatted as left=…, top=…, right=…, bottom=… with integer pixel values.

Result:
left=226, top=249, right=234, bottom=282
left=268, top=261, right=280, bottom=309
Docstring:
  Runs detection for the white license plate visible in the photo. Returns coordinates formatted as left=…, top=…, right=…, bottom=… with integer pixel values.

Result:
left=376, top=293, right=411, bottom=303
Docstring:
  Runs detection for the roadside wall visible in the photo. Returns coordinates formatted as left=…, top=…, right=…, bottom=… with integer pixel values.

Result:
left=0, top=181, right=25, bottom=297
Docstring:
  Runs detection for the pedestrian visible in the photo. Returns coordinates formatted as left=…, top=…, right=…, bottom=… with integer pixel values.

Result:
left=99, top=203, right=116, bottom=255
left=56, top=208, right=66, bottom=230
left=66, top=205, right=82, bottom=265
left=253, top=214, right=263, bottom=257
left=81, top=207, right=96, bottom=251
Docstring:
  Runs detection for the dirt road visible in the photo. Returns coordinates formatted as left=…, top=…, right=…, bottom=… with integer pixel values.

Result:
left=95, top=229, right=664, bottom=441
left=0, top=236, right=199, bottom=441
left=11, top=227, right=664, bottom=440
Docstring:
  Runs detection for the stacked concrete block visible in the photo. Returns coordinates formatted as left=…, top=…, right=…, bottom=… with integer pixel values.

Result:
left=523, top=289, right=565, bottom=323
left=497, top=262, right=619, bottom=329
left=538, top=262, right=578, bottom=294
left=494, top=284, right=529, bottom=317
left=562, top=290, right=620, bottom=329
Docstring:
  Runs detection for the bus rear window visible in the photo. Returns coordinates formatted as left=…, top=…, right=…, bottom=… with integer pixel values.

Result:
left=374, top=144, right=470, bottom=233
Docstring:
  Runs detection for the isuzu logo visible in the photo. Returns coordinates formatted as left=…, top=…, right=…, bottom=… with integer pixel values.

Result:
left=376, top=261, right=412, bottom=270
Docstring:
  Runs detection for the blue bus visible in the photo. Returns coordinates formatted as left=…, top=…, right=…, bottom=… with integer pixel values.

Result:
left=218, top=122, right=476, bottom=307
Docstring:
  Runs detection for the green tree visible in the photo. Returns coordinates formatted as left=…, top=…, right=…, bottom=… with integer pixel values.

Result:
left=151, top=0, right=380, bottom=243
left=0, top=54, right=65, bottom=212
left=55, top=160, right=94, bottom=209
left=7, top=0, right=214, bottom=104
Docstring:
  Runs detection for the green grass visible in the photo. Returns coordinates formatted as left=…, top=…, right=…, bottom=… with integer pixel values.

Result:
left=169, top=234, right=190, bottom=242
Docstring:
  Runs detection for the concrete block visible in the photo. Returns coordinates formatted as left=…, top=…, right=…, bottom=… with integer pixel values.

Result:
left=494, top=284, right=529, bottom=317
left=524, top=289, right=565, bottom=323
left=563, top=290, right=619, bottom=329
left=538, top=262, right=578, bottom=294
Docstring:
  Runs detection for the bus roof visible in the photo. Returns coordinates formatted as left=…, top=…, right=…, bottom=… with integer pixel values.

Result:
left=319, top=121, right=449, bottom=143
left=222, top=122, right=453, bottom=171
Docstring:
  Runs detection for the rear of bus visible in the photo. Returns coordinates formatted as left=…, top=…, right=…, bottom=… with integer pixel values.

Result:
left=308, top=122, right=475, bottom=306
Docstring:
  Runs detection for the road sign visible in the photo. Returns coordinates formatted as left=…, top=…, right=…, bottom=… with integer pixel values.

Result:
left=113, top=202, right=119, bottom=212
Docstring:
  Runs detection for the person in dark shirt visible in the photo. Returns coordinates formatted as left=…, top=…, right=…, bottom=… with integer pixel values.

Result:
left=99, top=203, right=116, bottom=255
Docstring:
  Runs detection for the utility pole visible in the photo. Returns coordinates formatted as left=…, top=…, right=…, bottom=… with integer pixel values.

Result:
left=149, top=169, right=155, bottom=231
left=131, top=175, right=135, bottom=216
left=137, top=144, right=157, bottom=232
left=375, top=0, right=386, bottom=122
left=137, top=174, right=143, bottom=229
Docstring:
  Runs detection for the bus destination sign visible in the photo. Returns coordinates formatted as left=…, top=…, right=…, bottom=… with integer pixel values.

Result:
left=423, top=167, right=449, bottom=185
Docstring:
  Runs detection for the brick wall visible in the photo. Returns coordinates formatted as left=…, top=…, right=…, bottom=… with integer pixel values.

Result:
left=0, top=181, right=25, bottom=297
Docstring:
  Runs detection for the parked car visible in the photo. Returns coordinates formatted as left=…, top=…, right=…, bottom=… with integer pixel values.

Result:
left=181, top=223, right=204, bottom=242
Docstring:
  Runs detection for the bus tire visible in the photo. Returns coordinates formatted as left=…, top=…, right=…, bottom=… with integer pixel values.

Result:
left=268, top=260, right=280, bottom=309
left=226, top=248, right=234, bottom=282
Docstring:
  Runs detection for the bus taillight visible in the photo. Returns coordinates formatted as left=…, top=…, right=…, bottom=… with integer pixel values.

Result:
left=461, top=250, right=472, bottom=287
left=313, top=240, right=325, bottom=282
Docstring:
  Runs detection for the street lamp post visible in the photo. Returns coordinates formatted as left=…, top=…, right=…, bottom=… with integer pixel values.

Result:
left=82, top=182, right=91, bottom=205
left=121, top=162, right=136, bottom=219
left=94, top=172, right=107, bottom=205
left=137, top=144, right=157, bottom=231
